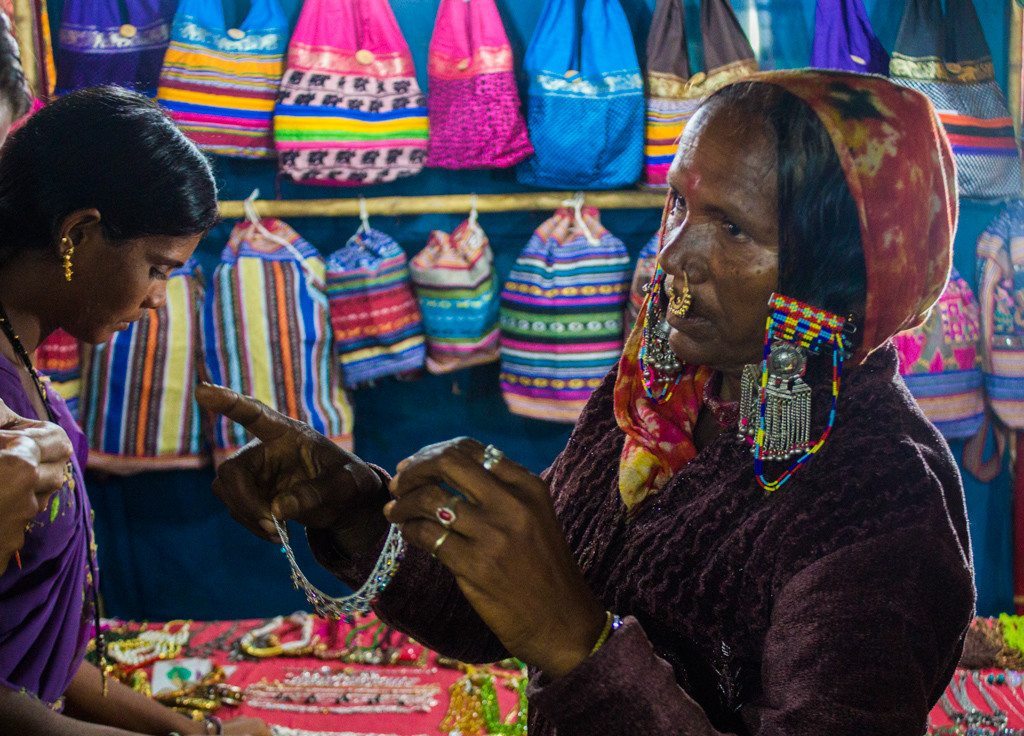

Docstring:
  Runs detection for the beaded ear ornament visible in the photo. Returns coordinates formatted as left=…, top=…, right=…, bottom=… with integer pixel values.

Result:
left=738, top=293, right=854, bottom=493
left=638, top=265, right=685, bottom=402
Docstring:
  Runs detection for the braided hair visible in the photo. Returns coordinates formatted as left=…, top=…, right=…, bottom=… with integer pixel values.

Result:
left=0, top=11, right=30, bottom=120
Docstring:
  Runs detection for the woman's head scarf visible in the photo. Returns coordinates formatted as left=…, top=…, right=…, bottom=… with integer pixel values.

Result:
left=613, top=70, right=957, bottom=511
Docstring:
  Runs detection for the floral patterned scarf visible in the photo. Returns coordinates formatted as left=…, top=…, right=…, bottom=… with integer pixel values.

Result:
left=614, top=70, right=957, bottom=511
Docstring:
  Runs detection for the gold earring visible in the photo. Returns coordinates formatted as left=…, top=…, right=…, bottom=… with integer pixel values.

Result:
left=667, top=272, right=692, bottom=318
left=61, top=237, right=74, bottom=283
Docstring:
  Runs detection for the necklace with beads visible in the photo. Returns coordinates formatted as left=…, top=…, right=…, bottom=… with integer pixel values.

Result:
left=0, top=302, right=109, bottom=693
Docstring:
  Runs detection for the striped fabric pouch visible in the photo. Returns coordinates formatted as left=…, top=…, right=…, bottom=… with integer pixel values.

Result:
left=894, top=267, right=985, bottom=440
left=326, top=227, right=426, bottom=388
left=274, top=0, right=428, bottom=186
left=203, top=218, right=354, bottom=463
left=643, top=0, right=757, bottom=188
left=625, top=233, right=659, bottom=335
left=34, top=330, right=82, bottom=420
left=410, top=219, right=500, bottom=374
left=500, top=207, right=631, bottom=423
left=157, top=0, right=288, bottom=158
left=891, top=0, right=1022, bottom=201
left=78, top=260, right=208, bottom=473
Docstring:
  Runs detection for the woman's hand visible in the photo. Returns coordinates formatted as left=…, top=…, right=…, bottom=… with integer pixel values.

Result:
left=195, top=384, right=388, bottom=552
left=220, top=715, right=272, bottom=735
left=385, top=438, right=607, bottom=679
left=0, top=398, right=74, bottom=572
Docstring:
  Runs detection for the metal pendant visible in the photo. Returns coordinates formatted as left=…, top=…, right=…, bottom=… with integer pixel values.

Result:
left=738, top=344, right=812, bottom=460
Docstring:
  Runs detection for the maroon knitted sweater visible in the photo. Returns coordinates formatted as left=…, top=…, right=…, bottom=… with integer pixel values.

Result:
left=310, top=343, right=975, bottom=735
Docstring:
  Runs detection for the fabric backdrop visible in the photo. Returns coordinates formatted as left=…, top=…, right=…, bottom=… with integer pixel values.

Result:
left=40, top=0, right=1015, bottom=618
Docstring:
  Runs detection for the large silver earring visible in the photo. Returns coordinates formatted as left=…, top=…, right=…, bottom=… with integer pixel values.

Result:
left=738, top=344, right=812, bottom=460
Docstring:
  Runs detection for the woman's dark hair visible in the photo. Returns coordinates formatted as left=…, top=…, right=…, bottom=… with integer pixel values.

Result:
left=704, top=82, right=867, bottom=329
left=0, top=85, right=218, bottom=267
left=0, top=12, right=31, bottom=119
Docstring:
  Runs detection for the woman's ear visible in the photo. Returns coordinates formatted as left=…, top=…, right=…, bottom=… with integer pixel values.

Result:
left=55, top=208, right=102, bottom=259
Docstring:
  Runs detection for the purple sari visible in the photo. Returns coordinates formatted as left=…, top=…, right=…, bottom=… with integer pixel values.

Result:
left=0, top=352, right=93, bottom=707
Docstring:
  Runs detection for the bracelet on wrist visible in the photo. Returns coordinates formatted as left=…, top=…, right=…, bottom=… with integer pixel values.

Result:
left=589, top=612, right=623, bottom=656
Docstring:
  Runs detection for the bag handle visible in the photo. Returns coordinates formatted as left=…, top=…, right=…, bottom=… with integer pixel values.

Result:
left=242, top=190, right=317, bottom=283
left=562, top=192, right=600, bottom=245
left=963, top=413, right=1008, bottom=483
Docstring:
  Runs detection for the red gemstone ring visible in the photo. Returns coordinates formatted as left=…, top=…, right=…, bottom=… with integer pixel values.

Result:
left=435, top=503, right=458, bottom=529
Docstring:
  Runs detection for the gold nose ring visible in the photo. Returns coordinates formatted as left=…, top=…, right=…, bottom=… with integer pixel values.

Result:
left=667, top=272, right=692, bottom=318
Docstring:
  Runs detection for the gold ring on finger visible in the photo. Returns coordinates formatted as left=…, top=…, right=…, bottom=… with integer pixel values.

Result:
left=431, top=530, right=450, bottom=558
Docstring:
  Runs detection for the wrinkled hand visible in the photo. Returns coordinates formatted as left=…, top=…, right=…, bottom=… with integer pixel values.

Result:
left=0, top=398, right=74, bottom=573
left=385, top=437, right=606, bottom=679
left=221, top=715, right=272, bottom=736
left=196, top=384, right=386, bottom=545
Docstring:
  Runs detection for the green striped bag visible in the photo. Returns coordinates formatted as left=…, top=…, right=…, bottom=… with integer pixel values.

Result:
left=79, top=260, right=208, bottom=473
left=202, top=218, right=354, bottom=464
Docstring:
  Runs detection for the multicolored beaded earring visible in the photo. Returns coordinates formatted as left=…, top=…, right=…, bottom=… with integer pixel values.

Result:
left=738, top=293, right=852, bottom=493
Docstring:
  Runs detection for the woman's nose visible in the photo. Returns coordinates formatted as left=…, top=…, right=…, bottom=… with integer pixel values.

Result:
left=142, top=284, right=167, bottom=311
left=660, top=223, right=709, bottom=284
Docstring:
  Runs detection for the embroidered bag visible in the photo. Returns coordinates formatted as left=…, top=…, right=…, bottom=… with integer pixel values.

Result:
left=500, top=206, right=631, bottom=423
left=625, top=233, right=659, bottom=335
left=426, top=0, right=532, bottom=169
left=410, top=218, right=500, bottom=374
left=79, top=260, right=208, bottom=473
left=202, top=218, right=353, bottom=464
left=644, top=0, right=758, bottom=188
left=274, top=0, right=428, bottom=186
left=894, top=266, right=985, bottom=440
left=517, top=0, right=643, bottom=189
left=891, top=0, right=1022, bottom=201
left=157, top=0, right=288, bottom=158
left=56, top=0, right=174, bottom=95
left=326, top=226, right=426, bottom=388
left=810, top=0, right=888, bottom=75
left=977, top=201, right=1024, bottom=428
left=34, top=329, right=81, bottom=419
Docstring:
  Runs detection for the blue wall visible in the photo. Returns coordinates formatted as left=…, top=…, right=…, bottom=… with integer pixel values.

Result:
left=63, top=0, right=1017, bottom=618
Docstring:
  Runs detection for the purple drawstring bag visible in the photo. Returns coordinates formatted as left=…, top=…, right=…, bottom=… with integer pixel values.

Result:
left=811, top=0, right=889, bottom=75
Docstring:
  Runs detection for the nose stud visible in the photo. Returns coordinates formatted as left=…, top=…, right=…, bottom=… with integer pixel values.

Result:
left=666, top=272, right=692, bottom=319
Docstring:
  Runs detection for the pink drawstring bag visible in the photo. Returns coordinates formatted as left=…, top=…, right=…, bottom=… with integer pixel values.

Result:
left=426, top=0, right=532, bottom=169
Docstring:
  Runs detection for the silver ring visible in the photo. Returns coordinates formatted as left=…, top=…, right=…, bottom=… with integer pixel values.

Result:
left=431, top=530, right=450, bottom=558
left=435, top=502, right=458, bottom=529
left=482, top=444, right=504, bottom=472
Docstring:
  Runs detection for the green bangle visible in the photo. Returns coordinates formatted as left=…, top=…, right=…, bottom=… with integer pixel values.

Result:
left=589, top=611, right=614, bottom=656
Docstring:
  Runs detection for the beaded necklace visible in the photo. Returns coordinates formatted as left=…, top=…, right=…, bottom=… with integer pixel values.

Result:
left=0, top=302, right=109, bottom=693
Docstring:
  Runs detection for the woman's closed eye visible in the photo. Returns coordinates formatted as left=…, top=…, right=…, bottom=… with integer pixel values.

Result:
left=149, top=267, right=170, bottom=281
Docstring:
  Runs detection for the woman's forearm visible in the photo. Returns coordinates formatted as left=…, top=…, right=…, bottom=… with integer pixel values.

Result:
left=62, top=661, right=202, bottom=735
left=0, top=686, right=141, bottom=736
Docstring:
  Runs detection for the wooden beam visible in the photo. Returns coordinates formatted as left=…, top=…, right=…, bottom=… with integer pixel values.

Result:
left=218, top=190, right=667, bottom=220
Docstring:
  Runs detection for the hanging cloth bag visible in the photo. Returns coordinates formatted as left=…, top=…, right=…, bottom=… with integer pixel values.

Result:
left=157, top=0, right=288, bottom=158
left=810, top=0, right=888, bottom=75
left=56, top=0, right=175, bottom=95
left=893, top=266, right=986, bottom=440
left=410, top=217, right=500, bottom=374
left=326, top=225, right=426, bottom=388
left=643, top=0, right=757, bottom=189
left=34, top=329, right=82, bottom=419
left=274, top=0, right=428, bottom=186
left=977, top=201, right=1024, bottom=427
left=517, top=0, right=644, bottom=189
left=426, top=0, right=533, bottom=169
left=891, top=0, right=1022, bottom=201
left=79, top=260, right=209, bottom=474
left=202, top=216, right=354, bottom=464
left=500, top=205, right=631, bottom=423
left=625, top=233, right=659, bottom=334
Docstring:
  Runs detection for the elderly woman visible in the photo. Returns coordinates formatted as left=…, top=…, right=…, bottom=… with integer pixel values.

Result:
left=0, top=87, right=269, bottom=736
left=200, top=70, right=974, bottom=735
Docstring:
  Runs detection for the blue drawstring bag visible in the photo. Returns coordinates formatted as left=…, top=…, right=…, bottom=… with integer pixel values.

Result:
left=517, top=0, right=643, bottom=189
